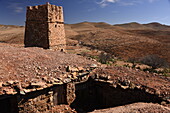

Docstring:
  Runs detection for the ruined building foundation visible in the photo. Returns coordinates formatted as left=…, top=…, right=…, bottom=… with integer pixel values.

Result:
left=24, top=3, right=66, bottom=50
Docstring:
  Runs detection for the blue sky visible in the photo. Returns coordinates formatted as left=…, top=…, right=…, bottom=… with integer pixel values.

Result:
left=0, top=0, right=170, bottom=25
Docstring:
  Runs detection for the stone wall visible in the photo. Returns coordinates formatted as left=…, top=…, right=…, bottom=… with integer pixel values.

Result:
left=18, top=83, right=76, bottom=112
left=66, top=83, right=76, bottom=105
left=18, top=84, right=73, bottom=113
left=0, top=83, right=76, bottom=113
left=48, top=23, right=65, bottom=50
left=53, top=85, right=66, bottom=105
left=94, top=82, right=163, bottom=108
left=25, top=21, right=49, bottom=49
left=47, top=4, right=64, bottom=23
left=24, top=3, right=66, bottom=50
left=18, top=92, right=54, bottom=113
left=26, top=5, right=48, bottom=22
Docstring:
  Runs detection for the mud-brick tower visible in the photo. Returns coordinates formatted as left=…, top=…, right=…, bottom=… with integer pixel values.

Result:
left=24, top=2, right=66, bottom=50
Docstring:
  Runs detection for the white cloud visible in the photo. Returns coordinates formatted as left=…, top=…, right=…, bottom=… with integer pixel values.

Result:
left=118, top=0, right=143, bottom=6
left=97, top=0, right=159, bottom=7
left=119, top=1, right=135, bottom=6
left=15, top=7, right=23, bottom=13
left=8, top=3, right=24, bottom=13
left=98, top=0, right=119, bottom=7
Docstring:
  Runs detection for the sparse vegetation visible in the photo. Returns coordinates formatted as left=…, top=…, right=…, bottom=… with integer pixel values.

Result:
left=128, top=57, right=139, bottom=69
left=98, top=52, right=115, bottom=64
left=157, top=68, right=170, bottom=77
left=140, top=55, right=169, bottom=69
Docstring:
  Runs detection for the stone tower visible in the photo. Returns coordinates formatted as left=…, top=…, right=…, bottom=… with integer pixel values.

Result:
left=24, top=2, right=66, bottom=50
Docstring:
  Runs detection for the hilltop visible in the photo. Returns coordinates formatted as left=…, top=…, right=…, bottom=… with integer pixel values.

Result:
left=114, top=22, right=170, bottom=30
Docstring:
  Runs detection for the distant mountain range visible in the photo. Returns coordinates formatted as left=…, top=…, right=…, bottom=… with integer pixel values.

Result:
left=1, top=21, right=170, bottom=31
left=114, top=22, right=170, bottom=30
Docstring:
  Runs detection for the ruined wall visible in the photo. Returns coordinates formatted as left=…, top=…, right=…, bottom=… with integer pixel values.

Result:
left=71, top=80, right=164, bottom=112
left=17, top=84, right=75, bottom=113
left=94, top=82, right=163, bottom=108
left=71, top=79, right=96, bottom=112
left=53, top=85, right=66, bottom=105
left=66, top=83, right=76, bottom=105
left=24, top=3, right=66, bottom=50
left=19, top=92, right=54, bottom=113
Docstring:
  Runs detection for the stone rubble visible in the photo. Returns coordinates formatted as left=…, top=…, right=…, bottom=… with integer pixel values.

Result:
left=92, top=66, right=170, bottom=104
left=0, top=45, right=99, bottom=96
left=0, top=64, right=97, bottom=95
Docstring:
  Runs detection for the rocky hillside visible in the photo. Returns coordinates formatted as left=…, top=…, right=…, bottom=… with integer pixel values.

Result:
left=115, top=22, right=170, bottom=30
left=67, top=22, right=170, bottom=65
left=0, top=22, right=170, bottom=65
left=0, top=24, right=24, bottom=45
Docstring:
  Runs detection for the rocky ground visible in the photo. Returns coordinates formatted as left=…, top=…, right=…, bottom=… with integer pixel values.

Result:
left=1, top=22, right=170, bottom=64
left=0, top=22, right=170, bottom=112
left=0, top=43, right=99, bottom=95
left=50, top=105, right=77, bottom=113
left=94, top=66, right=170, bottom=97
left=91, top=102, right=170, bottom=113
left=91, top=66, right=170, bottom=106
left=0, top=43, right=169, bottom=112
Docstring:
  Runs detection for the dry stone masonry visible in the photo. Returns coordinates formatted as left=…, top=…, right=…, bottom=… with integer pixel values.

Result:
left=24, top=2, right=66, bottom=50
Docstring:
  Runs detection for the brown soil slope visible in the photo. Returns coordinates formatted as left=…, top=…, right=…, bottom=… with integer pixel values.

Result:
left=68, top=22, right=170, bottom=65
left=0, top=22, right=170, bottom=64
left=0, top=25, right=24, bottom=45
